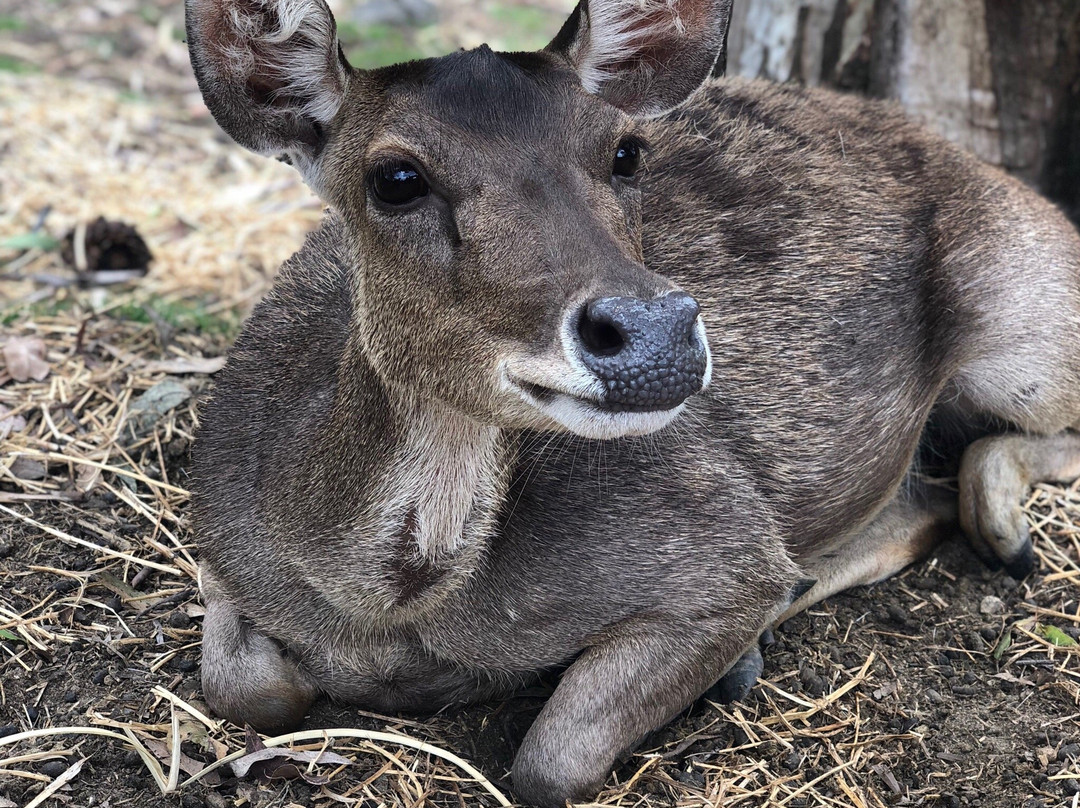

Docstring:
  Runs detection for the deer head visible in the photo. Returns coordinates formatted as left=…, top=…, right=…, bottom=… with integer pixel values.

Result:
left=186, top=0, right=731, bottom=438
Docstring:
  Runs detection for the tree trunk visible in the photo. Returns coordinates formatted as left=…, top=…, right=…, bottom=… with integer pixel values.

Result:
left=723, top=0, right=1080, bottom=221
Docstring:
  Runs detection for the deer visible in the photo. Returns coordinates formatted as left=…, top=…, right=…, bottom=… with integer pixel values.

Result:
left=184, top=0, right=1080, bottom=804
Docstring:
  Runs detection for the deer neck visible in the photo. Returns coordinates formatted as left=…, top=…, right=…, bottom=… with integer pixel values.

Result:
left=378, top=395, right=511, bottom=566
left=328, top=330, right=514, bottom=575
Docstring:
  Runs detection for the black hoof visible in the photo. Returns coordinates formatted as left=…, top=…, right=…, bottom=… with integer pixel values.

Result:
left=1004, top=542, right=1035, bottom=580
left=708, top=646, right=763, bottom=704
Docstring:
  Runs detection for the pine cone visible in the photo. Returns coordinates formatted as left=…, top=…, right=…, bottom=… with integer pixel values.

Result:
left=61, top=217, right=153, bottom=275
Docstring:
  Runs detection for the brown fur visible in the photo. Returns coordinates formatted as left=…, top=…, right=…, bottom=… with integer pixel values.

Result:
left=185, top=0, right=1080, bottom=805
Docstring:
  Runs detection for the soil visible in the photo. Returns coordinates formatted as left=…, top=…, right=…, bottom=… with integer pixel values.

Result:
left=3, top=495, right=1080, bottom=807
left=2, top=1, right=1079, bottom=806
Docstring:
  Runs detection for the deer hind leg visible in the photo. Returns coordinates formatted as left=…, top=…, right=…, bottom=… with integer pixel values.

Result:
left=711, top=486, right=955, bottom=703
left=201, top=573, right=318, bottom=732
left=780, top=485, right=957, bottom=623
left=958, top=432, right=1080, bottom=579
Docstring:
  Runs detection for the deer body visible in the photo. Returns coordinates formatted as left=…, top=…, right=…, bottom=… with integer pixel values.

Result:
left=187, top=1, right=1080, bottom=805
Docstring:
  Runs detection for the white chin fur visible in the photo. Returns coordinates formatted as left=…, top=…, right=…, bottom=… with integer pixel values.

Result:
left=499, top=312, right=709, bottom=440
left=500, top=370, right=687, bottom=439
left=530, top=393, right=687, bottom=439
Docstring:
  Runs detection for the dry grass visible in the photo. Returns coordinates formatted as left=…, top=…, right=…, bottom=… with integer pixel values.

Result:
left=2, top=2, right=1080, bottom=806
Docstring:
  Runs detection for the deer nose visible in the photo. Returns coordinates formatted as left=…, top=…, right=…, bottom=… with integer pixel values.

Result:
left=575, top=292, right=709, bottom=412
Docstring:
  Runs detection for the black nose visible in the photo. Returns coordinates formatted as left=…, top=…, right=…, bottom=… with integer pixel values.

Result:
left=576, top=292, right=708, bottom=412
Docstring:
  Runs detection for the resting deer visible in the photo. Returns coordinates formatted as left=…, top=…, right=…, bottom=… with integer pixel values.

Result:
left=185, top=0, right=1080, bottom=804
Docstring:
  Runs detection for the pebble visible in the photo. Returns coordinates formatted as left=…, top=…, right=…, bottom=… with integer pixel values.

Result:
left=886, top=604, right=907, bottom=624
left=1058, top=744, right=1080, bottom=762
left=0, top=725, right=16, bottom=739
left=979, top=595, right=1006, bottom=615
left=51, top=578, right=78, bottom=594
left=91, top=669, right=108, bottom=685
left=0, top=542, right=11, bottom=558
left=40, top=760, right=68, bottom=778
left=925, top=688, right=944, bottom=704
left=167, top=611, right=191, bottom=630
left=63, top=690, right=77, bottom=703
left=979, top=626, right=998, bottom=642
left=25, top=706, right=39, bottom=721
left=175, top=658, right=198, bottom=673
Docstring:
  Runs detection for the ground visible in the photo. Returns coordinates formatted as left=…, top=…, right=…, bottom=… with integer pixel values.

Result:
left=1, top=1, right=1079, bottom=807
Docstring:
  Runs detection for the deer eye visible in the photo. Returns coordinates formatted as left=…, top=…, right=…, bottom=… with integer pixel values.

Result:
left=612, top=138, right=641, bottom=179
left=370, top=161, right=429, bottom=206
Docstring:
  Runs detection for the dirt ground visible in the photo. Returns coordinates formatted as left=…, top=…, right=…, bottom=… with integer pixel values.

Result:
left=2, top=1, right=1079, bottom=807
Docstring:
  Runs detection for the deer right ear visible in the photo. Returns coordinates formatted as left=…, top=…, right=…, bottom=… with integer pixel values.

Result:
left=548, top=0, right=732, bottom=118
left=185, top=0, right=349, bottom=176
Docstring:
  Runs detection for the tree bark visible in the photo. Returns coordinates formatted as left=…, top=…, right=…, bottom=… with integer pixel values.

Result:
left=722, top=0, right=1080, bottom=221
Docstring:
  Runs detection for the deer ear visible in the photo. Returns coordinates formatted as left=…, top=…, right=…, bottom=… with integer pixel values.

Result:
left=548, top=0, right=732, bottom=117
left=185, top=0, right=349, bottom=171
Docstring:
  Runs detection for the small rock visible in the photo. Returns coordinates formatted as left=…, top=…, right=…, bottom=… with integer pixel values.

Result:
left=91, top=669, right=108, bottom=685
left=63, top=690, right=77, bottom=703
left=40, top=760, right=68, bottom=778
left=926, top=688, right=944, bottom=704
left=10, top=456, right=47, bottom=480
left=0, top=542, right=11, bottom=559
left=979, top=626, right=998, bottom=642
left=25, top=706, right=38, bottom=721
left=980, top=595, right=1006, bottom=616
left=886, top=604, right=907, bottom=624
left=175, top=657, right=198, bottom=673
left=0, top=725, right=17, bottom=739
left=671, top=768, right=705, bottom=787
left=51, top=578, right=78, bottom=594
left=1058, top=743, right=1080, bottom=762
left=167, top=611, right=191, bottom=630
left=204, top=792, right=228, bottom=808
left=1001, top=575, right=1019, bottom=590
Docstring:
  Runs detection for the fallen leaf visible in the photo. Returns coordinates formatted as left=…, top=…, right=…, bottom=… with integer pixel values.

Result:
left=143, top=737, right=219, bottom=784
left=128, top=378, right=191, bottom=433
left=872, top=680, right=898, bottom=700
left=75, top=463, right=101, bottom=493
left=10, top=456, right=47, bottom=481
left=141, top=356, right=226, bottom=375
left=232, top=728, right=351, bottom=785
left=1038, top=624, right=1078, bottom=647
left=2, top=336, right=50, bottom=382
left=0, top=405, right=27, bottom=440
left=992, top=629, right=1012, bottom=661
left=0, top=231, right=60, bottom=252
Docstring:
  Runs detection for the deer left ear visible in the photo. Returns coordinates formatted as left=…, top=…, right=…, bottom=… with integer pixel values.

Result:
left=548, top=0, right=732, bottom=118
left=185, top=0, right=350, bottom=181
